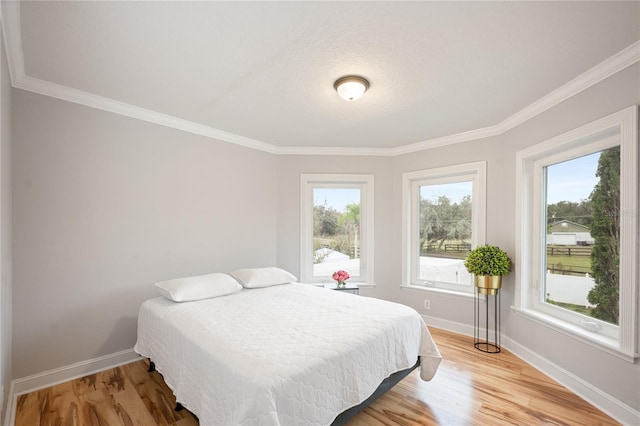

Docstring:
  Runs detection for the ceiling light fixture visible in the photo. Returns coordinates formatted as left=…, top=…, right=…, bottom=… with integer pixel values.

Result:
left=334, top=75, right=369, bottom=101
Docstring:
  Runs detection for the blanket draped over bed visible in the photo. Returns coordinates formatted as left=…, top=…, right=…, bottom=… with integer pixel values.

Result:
left=134, top=283, right=442, bottom=426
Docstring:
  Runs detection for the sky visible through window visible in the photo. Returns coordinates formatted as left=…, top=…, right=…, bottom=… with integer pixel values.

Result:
left=313, top=188, right=360, bottom=211
left=420, top=182, right=471, bottom=202
left=547, top=152, right=600, bottom=204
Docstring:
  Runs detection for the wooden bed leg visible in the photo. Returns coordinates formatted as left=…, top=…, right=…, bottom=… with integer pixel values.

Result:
left=147, top=360, right=156, bottom=372
left=175, top=402, right=184, bottom=412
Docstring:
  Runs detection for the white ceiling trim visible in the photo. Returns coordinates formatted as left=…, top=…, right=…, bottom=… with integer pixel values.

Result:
left=275, top=145, right=391, bottom=157
left=494, top=41, right=640, bottom=137
left=1, top=1, right=276, bottom=154
left=387, top=125, right=503, bottom=156
left=2, top=4, right=639, bottom=157
left=0, top=0, right=24, bottom=87
left=15, top=74, right=279, bottom=154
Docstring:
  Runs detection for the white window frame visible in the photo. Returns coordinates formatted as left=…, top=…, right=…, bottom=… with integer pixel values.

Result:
left=401, top=161, right=486, bottom=294
left=515, top=105, right=639, bottom=361
left=300, top=174, right=374, bottom=285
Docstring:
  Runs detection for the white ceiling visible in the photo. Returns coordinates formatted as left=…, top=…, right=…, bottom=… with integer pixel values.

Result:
left=6, top=1, right=640, bottom=153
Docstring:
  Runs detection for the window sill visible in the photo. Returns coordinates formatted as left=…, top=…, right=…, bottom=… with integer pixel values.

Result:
left=302, top=282, right=375, bottom=288
left=511, top=306, right=638, bottom=362
left=356, top=282, right=375, bottom=288
left=400, top=284, right=477, bottom=300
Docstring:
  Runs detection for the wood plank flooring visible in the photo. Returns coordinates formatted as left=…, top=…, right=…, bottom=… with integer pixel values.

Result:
left=15, top=327, right=619, bottom=425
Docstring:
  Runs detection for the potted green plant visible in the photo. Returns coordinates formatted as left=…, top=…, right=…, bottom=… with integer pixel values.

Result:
left=464, top=245, right=512, bottom=295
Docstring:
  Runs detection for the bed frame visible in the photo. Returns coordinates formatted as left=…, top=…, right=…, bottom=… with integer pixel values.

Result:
left=147, top=356, right=420, bottom=424
left=331, top=357, right=420, bottom=425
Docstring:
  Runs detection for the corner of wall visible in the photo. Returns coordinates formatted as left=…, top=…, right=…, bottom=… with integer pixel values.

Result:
left=0, top=17, right=14, bottom=424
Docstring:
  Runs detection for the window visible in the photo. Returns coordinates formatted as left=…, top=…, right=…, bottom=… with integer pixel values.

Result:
left=300, top=174, right=374, bottom=284
left=402, top=162, right=486, bottom=293
left=515, top=106, right=638, bottom=359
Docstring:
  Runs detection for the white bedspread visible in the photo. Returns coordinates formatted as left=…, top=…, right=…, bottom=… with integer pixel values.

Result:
left=134, top=283, right=441, bottom=426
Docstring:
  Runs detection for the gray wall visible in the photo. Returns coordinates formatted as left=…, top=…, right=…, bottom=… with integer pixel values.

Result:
left=12, top=90, right=278, bottom=378
left=1, top=26, right=13, bottom=420
left=277, top=63, right=640, bottom=412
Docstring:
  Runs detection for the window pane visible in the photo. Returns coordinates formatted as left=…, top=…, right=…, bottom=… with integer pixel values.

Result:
left=418, top=182, right=473, bottom=285
left=544, top=147, right=620, bottom=325
left=312, top=188, right=361, bottom=278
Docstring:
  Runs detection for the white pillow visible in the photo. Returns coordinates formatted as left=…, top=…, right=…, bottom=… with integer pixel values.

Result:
left=155, top=272, right=242, bottom=302
left=230, top=267, right=297, bottom=288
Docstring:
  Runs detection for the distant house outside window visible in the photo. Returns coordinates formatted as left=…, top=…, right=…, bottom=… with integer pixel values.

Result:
left=541, top=149, right=619, bottom=333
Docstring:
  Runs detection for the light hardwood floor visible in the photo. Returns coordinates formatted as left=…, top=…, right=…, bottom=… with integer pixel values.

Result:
left=15, top=327, right=619, bottom=425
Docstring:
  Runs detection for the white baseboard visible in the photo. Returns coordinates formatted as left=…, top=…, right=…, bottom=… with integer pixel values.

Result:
left=423, top=318, right=639, bottom=425
left=422, top=314, right=475, bottom=337
left=501, top=336, right=640, bottom=426
left=5, top=348, right=140, bottom=426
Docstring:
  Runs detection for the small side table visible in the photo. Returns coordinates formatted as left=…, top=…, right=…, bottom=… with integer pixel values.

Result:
left=323, top=283, right=359, bottom=295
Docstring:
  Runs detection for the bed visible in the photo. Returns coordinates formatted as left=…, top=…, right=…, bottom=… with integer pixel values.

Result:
left=134, top=270, right=441, bottom=426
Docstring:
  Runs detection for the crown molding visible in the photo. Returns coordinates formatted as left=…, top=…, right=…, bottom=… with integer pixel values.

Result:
left=15, top=74, right=279, bottom=154
left=1, top=0, right=25, bottom=87
left=3, top=3, right=639, bottom=157
left=388, top=125, right=503, bottom=156
left=385, top=40, right=640, bottom=157
left=275, top=145, right=391, bottom=157
left=494, top=40, right=640, bottom=135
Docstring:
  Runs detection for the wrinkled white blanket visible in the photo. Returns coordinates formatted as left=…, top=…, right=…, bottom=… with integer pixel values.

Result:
left=134, top=283, right=441, bottom=425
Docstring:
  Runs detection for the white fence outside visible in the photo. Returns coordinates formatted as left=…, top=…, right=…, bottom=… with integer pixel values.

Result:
left=546, top=273, right=596, bottom=307
left=415, top=258, right=596, bottom=307
left=419, top=257, right=472, bottom=285
left=313, top=253, right=596, bottom=307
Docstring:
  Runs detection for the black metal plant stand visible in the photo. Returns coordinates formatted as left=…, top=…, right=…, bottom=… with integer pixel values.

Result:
left=474, top=287, right=501, bottom=353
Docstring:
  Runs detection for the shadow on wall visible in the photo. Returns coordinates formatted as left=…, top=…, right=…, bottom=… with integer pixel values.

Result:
left=97, top=316, right=139, bottom=360
left=13, top=303, right=140, bottom=381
